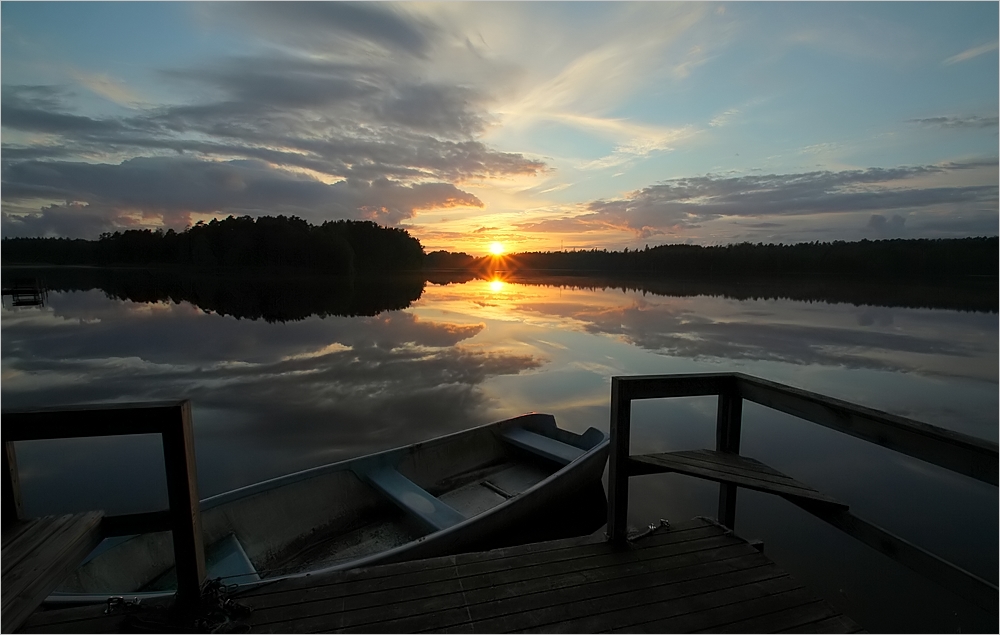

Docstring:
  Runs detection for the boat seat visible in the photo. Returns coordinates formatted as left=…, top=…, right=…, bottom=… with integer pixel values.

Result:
left=364, top=468, right=466, bottom=533
left=207, top=534, right=259, bottom=585
left=2, top=511, right=105, bottom=633
left=501, top=427, right=585, bottom=466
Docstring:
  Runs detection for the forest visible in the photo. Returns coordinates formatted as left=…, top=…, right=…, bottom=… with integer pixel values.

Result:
left=3, top=221, right=996, bottom=280
left=470, top=237, right=998, bottom=278
left=1, top=216, right=424, bottom=274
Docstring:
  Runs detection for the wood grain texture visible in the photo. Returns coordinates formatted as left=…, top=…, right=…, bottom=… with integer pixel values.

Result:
left=629, top=450, right=848, bottom=508
left=2, top=512, right=104, bottom=633
left=20, top=518, right=860, bottom=634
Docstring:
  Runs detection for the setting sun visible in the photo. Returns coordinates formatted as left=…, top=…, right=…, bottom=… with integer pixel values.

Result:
left=489, top=242, right=505, bottom=256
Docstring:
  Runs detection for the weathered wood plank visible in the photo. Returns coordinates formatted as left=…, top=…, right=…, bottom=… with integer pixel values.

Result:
left=248, top=530, right=736, bottom=619
left=607, top=376, right=632, bottom=544
left=642, top=450, right=820, bottom=492
left=242, top=524, right=718, bottom=608
left=716, top=383, right=743, bottom=529
left=673, top=448, right=793, bottom=478
left=462, top=553, right=775, bottom=631
left=619, top=587, right=824, bottom=634
left=777, top=614, right=867, bottom=633
left=791, top=498, right=998, bottom=614
left=3, top=515, right=77, bottom=574
left=4, top=441, right=24, bottom=525
left=628, top=452, right=847, bottom=508
left=2, top=401, right=189, bottom=440
left=705, top=599, right=838, bottom=633
left=1, top=511, right=104, bottom=633
left=519, top=571, right=802, bottom=634
left=734, top=373, right=998, bottom=486
left=159, top=401, right=205, bottom=610
left=252, top=538, right=759, bottom=630
left=19, top=519, right=858, bottom=635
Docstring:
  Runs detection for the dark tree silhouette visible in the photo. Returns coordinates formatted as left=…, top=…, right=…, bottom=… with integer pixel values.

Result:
left=2, top=216, right=424, bottom=274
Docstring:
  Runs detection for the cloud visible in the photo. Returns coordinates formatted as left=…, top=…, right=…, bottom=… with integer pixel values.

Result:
left=866, top=213, right=906, bottom=237
left=2, top=24, right=546, bottom=237
left=513, top=294, right=995, bottom=381
left=515, top=160, right=998, bottom=240
left=1, top=292, right=542, bottom=487
left=943, top=41, right=999, bottom=66
left=709, top=108, right=741, bottom=128
left=2, top=157, right=484, bottom=236
left=2, top=202, right=136, bottom=239
left=908, top=116, right=999, bottom=129
left=218, top=2, right=437, bottom=58
left=71, top=72, right=144, bottom=108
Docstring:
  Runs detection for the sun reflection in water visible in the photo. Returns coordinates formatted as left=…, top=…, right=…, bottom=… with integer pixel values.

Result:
left=488, top=278, right=505, bottom=293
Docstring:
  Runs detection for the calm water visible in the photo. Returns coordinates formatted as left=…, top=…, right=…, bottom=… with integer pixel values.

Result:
left=2, top=269, right=996, bottom=632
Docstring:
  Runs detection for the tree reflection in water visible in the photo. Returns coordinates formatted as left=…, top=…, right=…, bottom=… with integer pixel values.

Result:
left=1, top=266, right=995, bottom=632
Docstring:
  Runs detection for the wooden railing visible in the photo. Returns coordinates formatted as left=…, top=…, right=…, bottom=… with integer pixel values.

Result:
left=3, top=400, right=206, bottom=608
left=606, top=372, right=998, bottom=613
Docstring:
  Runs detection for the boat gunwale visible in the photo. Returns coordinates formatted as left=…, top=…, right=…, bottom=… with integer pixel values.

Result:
left=45, top=413, right=609, bottom=604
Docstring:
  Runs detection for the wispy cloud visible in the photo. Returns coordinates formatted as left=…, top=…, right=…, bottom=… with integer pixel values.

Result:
left=943, top=41, right=998, bottom=65
left=709, top=108, right=741, bottom=128
left=908, top=115, right=999, bottom=129
left=578, top=124, right=697, bottom=171
left=516, top=159, right=999, bottom=241
left=71, top=72, right=145, bottom=108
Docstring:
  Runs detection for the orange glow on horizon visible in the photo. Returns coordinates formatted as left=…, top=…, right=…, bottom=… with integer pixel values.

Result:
left=489, top=242, right=505, bottom=256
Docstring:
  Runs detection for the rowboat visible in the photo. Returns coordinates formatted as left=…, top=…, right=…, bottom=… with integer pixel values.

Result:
left=51, top=413, right=609, bottom=599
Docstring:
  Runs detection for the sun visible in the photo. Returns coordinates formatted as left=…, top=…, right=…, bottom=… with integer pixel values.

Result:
left=489, top=242, right=505, bottom=256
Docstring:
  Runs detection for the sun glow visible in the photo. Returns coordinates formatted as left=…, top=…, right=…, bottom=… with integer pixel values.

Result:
left=489, top=278, right=506, bottom=293
left=489, top=242, right=506, bottom=256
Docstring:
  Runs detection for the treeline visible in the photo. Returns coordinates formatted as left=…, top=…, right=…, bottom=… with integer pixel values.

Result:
left=1, top=216, right=425, bottom=274
left=472, top=237, right=998, bottom=278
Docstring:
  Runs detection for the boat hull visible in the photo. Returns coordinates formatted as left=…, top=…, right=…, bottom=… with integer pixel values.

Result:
left=51, top=413, right=609, bottom=601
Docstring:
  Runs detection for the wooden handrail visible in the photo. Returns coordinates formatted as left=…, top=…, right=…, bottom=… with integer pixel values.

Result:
left=606, top=372, right=998, bottom=613
left=2, top=400, right=206, bottom=609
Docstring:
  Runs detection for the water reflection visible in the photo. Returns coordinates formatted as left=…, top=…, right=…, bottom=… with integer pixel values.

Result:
left=1, top=268, right=995, bottom=631
left=5, top=266, right=425, bottom=322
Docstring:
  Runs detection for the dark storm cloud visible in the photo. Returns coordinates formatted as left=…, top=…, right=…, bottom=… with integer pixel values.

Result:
left=908, top=116, right=999, bottom=129
left=518, top=161, right=998, bottom=238
left=2, top=157, right=483, bottom=235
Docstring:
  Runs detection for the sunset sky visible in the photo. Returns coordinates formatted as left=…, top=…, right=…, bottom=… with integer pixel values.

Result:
left=2, top=2, right=997, bottom=255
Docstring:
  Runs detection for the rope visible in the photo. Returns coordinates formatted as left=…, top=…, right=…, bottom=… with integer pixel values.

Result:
left=104, top=578, right=253, bottom=633
left=627, top=518, right=671, bottom=542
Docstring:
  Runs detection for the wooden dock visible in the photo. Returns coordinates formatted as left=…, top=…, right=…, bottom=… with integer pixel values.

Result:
left=19, top=518, right=861, bottom=633
left=9, top=373, right=997, bottom=632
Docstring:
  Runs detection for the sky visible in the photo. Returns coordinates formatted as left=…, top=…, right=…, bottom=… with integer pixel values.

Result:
left=1, top=2, right=997, bottom=255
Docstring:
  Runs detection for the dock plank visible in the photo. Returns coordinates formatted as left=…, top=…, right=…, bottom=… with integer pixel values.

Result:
left=2, top=512, right=104, bottom=633
left=20, top=518, right=860, bottom=634
left=629, top=450, right=848, bottom=508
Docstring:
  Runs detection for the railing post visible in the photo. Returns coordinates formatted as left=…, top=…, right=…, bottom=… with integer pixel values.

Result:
left=3, top=442, right=24, bottom=525
left=161, top=401, right=205, bottom=610
left=716, top=377, right=743, bottom=529
left=607, top=377, right=632, bottom=545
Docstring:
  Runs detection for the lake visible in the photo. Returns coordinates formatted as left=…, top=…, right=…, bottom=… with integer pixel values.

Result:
left=2, top=268, right=996, bottom=632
